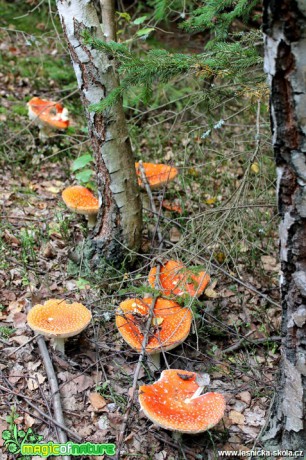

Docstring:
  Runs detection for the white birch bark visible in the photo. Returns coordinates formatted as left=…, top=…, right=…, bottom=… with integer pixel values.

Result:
left=56, top=0, right=142, bottom=265
left=262, top=0, right=306, bottom=449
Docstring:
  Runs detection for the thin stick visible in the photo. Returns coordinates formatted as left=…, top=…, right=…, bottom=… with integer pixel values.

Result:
left=222, top=333, right=281, bottom=354
left=138, top=160, right=163, bottom=246
left=36, top=335, right=70, bottom=460
left=116, top=263, right=161, bottom=459
left=0, top=384, right=82, bottom=442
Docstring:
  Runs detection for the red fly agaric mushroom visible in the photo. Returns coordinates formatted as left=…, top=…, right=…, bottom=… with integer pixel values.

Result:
left=62, top=185, right=100, bottom=228
left=148, top=260, right=210, bottom=297
left=139, top=369, right=226, bottom=433
left=27, top=97, right=69, bottom=141
left=135, top=162, right=178, bottom=189
left=27, top=299, right=92, bottom=354
left=116, top=297, right=192, bottom=368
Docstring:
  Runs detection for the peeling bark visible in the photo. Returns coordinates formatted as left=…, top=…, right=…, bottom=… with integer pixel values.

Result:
left=263, top=0, right=306, bottom=449
left=56, top=0, right=142, bottom=267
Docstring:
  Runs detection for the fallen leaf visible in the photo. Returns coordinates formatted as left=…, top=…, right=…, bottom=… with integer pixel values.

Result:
left=89, top=392, right=107, bottom=411
left=229, top=410, right=245, bottom=425
left=237, top=391, right=252, bottom=406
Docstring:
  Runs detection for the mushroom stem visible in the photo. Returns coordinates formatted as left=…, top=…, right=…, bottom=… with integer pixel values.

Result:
left=147, top=352, right=161, bottom=370
left=53, top=337, right=66, bottom=354
left=184, top=386, right=204, bottom=403
left=87, top=214, right=97, bottom=228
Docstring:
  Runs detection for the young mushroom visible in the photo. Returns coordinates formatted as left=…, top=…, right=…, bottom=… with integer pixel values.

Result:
left=62, top=185, right=100, bottom=228
left=139, top=369, right=226, bottom=433
left=148, top=260, right=210, bottom=297
left=27, top=97, right=69, bottom=141
left=116, top=297, right=192, bottom=369
left=135, top=162, right=178, bottom=189
left=27, top=299, right=92, bottom=354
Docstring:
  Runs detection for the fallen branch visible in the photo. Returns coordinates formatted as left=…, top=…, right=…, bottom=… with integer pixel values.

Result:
left=222, top=333, right=281, bottom=354
left=36, top=334, right=70, bottom=460
left=116, top=263, right=162, bottom=459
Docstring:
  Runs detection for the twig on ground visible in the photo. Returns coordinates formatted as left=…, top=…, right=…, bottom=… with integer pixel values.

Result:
left=115, top=263, right=162, bottom=460
left=222, top=333, right=281, bottom=354
left=138, top=160, right=163, bottom=247
left=36, top=334, right=70, bottom=460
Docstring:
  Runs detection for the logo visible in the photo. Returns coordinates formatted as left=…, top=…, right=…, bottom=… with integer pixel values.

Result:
left=2, top=425, right=116, bottom=458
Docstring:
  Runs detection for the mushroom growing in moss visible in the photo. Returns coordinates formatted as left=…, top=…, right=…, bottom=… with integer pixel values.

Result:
left=27, top=97, right=69, bottom=141
left=27, top=299, right=92, bottom=354
left=62, top=185, right=99, bottom=228
left=116, top=297, right=192, bottom=368
left=139, top=369, right=226, bottom=433
left=148, top=260, right=210, bottom=297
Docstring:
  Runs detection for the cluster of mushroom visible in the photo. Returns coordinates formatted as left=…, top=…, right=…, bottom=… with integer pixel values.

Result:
left=60, top=162, right=179, bottom=228
left=116, top=260, right=226, bottom=433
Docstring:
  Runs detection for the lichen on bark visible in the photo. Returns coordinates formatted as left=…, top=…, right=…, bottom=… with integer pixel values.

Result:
left=56, top=0, right=142, bottom=269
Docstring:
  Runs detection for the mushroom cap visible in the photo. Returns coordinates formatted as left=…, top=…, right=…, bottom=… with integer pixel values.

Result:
left=28, top=97, right=69, bottom=130
left=116, top=298, right=192, bottom=354
left=62, top=186, right=99, bottom=216
left=162, top=200, right=182, bottom=214
left=148, top=260, right=210, bottom=297
left=27, top=299, right=92, bottom=338
left=135, top=162, right=178, bottom=189
left=139, top=369, right=226, bottom=433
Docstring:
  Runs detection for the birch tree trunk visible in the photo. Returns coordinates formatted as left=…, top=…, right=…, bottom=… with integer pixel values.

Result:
left=262, top=0, right=306, bottom=450
left=56, top=0, right=142, bottom=267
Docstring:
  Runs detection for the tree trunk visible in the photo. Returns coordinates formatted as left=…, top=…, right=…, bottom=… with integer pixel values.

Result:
left=56, top=0, right=142, bottom=267
left=262, top=0, right=306, bottom=450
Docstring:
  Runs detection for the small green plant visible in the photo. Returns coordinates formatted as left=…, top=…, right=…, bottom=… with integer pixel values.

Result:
left=71, top=153, right=95, bottom=189
left=2, top=423, right=43, bottom=460
left=0, top=326, right=15, bottom=339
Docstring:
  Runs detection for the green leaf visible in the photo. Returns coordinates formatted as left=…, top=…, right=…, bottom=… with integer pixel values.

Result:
left=1, top=430, right=12, bottom=441
left=133, top=16, right=147, bottom=25
left=117, top=12, right=131, bottom=22
left=76, top=278, right=91, bottom=289
left=136, top=28, right=155, bottom=37
left=75, top=169, right=93, bottom=184
left=72, top=154, right=93, bottom=172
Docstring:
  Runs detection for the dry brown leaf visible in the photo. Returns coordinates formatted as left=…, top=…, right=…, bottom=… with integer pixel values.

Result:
left=27, top=372, right=46, bottom=390
left=89, top=392, right=107, bottom=412
left=75, top=374, right=94, bottom=393
left=229, top=410, right=245, bottom=425
left=237, top=391, right=251, bottom=406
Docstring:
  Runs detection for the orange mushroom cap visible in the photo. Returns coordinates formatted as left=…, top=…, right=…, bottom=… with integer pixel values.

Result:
left=135, top=162, right=178, bottom=189
left=162, top=200, right=182, bottom=214
left=139, top=369, right=226, bottom=433
left=148, top=260, right=210, bottom=297
left=116, top=297, right=192, bottom=354
left=27, top=299, right=92, bottom=338
left=62, top=186, right=99, bottom=216
left=28, top=97, right=69, bottom=130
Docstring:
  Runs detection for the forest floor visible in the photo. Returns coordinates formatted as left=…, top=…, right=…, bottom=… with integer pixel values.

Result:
left=0, top=2, right=282, bottom=459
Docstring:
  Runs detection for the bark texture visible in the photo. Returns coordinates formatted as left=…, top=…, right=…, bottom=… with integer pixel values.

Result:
left=263, top=0, right=306, bottom=449
left=56, top=0, right=142, bottom=267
